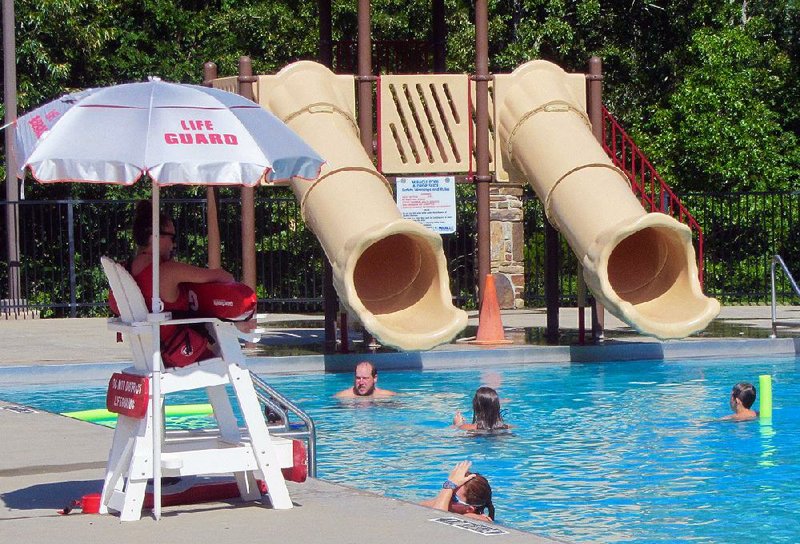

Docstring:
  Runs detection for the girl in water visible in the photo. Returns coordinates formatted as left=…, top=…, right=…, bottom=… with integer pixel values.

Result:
left=453, top=386, right=510, bottom=431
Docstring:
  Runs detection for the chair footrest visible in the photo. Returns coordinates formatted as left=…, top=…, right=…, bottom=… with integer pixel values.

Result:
left=161, top=442, right=258, bottom=476
left=162, top=432, right=295, bottom=470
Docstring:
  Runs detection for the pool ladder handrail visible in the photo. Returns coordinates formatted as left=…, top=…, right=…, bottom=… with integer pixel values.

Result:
left=249, top=371, right=317, bottom=478
left=770, top=254, right=800, bottom=338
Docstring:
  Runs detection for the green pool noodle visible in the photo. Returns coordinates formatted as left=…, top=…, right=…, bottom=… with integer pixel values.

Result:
left=759, top=374, right=772, bottom=420
left=63, top=403, right=214, bottom=422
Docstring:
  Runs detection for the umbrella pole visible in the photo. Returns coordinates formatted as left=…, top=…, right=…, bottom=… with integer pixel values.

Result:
left=150, top=186, right=163, bottom=520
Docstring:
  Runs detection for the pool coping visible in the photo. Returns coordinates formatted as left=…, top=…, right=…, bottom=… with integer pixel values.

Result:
left=1, top=336, right=797, bottom=385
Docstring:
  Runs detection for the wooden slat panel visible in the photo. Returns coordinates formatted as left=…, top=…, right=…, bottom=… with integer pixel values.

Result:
left=379, top=75, right=470, bottom=174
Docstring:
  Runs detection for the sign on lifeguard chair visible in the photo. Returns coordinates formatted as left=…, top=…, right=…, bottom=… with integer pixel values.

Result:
left=106, top=373, right=149, bottom=419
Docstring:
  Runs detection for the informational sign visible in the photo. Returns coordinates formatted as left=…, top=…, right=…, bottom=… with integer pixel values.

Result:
left=429, top=517, right=509, bottom=536
left=396, top=176, right=457, bottom=234
left=106, top=373, right=149, bottom=419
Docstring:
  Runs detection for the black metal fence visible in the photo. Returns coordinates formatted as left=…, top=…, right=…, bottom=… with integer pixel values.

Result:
left=0, top=186, right=478, bottom=317
left=1, top=189, right=798, bottom=318
left=682, top=191, right=800, bottom=303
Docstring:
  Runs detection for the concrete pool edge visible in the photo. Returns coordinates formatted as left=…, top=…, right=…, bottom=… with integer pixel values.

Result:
left=0, top=403, right=559, bottom=544
left=0, top=336, right=797, bottom=385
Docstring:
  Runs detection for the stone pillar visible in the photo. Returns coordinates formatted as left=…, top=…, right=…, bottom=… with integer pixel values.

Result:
left=489, top=183, right=525, bottom=309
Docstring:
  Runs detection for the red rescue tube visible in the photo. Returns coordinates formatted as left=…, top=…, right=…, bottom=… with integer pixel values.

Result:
left=108, top=282, right=256, bottom=322
left=282, top=439, right=308, bottom=483
left=143, top=480, right=265, bottom=509
left=185, top=282, right=257, bottom=321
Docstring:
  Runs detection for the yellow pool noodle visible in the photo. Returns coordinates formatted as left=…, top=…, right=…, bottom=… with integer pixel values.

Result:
left=759, top=375, right=772, bottom=420
left=63, top=403, right=214, bottom=422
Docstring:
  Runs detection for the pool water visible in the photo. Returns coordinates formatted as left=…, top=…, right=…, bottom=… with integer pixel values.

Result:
left=2, top=356, right=799, bottom=544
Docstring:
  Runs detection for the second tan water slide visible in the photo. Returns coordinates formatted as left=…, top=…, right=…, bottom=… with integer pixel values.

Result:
left=260, top=61, right=467, bottom=351
left=497, top=61, right=720, bottom=339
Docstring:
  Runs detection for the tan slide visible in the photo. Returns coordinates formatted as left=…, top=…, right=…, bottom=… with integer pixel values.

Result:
left=259, top=61, right=467, bottom=351
left=497, top=60, right=720, bottom=339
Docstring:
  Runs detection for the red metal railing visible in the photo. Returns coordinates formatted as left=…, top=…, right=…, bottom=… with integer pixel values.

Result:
left=601, top=106, right=704, bottom=283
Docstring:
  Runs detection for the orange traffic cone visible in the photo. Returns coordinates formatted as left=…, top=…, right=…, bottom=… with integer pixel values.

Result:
left=467, top=274, right=512, bottom=345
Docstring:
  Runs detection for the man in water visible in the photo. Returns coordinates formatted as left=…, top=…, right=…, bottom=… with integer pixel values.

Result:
left=335, top=361, right=396, bottom=398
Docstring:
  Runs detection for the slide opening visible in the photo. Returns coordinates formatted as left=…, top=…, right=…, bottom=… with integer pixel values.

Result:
left=606, top=227, right=687, bottom=306
left=353, top=233, right=439, bottom=316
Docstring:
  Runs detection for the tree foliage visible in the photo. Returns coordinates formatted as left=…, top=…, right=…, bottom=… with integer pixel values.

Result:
left=1, top=0, right=799, bottom=194
left=639, top=25, right=799, bottom=191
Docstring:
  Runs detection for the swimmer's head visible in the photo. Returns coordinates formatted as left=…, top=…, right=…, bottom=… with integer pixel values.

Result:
left=472, top=386, right=504, bottom=430
left=456, top=472, right=495, bottom=520
left=352, top=361, right=377, bottom=396
left=731, top=382, right=756, bottom=410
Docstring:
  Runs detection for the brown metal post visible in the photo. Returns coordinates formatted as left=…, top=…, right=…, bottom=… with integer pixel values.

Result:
left=323, top=261, right=338, bottom=353
left=319, top=0, right=337, bottom=353
left=432, top=0, right=447, bottom=73
left=3, top=0, right=21, bottom=313
left=474, top=0, right=492, bottom=303
left=202, top=61, right=222, bottom=270
left=357, top=0, right=374, bottom=154
left=318, top=0, right=333, bottom=67
left=587, top=56, right=605, bottom=341
left=238, top=56, right=257, bottom=291
left=355, top=0, right=375, bottom=349
left=544, top=223, right=560, bottom=343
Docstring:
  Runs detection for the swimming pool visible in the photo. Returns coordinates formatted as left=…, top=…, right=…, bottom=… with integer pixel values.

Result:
left=2, top=356, right=799, bottom=544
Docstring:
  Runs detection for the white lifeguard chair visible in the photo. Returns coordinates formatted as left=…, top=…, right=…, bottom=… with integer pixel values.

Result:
left=99, top=256, right=294, bottom=521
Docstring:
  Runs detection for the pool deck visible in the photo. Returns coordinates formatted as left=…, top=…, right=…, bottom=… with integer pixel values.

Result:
left=1, top=305, right=799, bottom=543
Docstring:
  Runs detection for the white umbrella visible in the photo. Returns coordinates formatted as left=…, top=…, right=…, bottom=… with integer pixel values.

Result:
left=16, top=77, right=325, bottom=305
left=14, top=78, right=325, bottom=519
left=16, top=79, right=323, bottom=184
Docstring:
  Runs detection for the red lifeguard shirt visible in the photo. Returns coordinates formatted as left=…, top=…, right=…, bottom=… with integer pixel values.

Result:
left=133, top=262, right=191, bottom=341
left=132, top=262, right=191, bottom=313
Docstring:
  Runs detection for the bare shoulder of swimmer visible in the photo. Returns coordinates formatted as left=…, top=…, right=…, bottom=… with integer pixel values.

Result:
left=373, top=388, right=397, bottom=397
left=335, top=388, right=356, bottom=398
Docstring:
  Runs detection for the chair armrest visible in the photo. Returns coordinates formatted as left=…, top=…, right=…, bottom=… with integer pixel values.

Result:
left=109, top=316, right=261, bottom=342
left=162, top=317, right=221, bottom=327
left=163, top=317, right=262, bottom=343
left=221, top=322, right=262, bottom=343
left=107, top=317, right=150, bottom=333
left=231, top=328, right=261, bottom=343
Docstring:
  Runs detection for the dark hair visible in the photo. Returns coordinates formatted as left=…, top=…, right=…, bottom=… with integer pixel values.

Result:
left=732, top=382, right=757, bottom=409
left=132, top=200, right=172, bottom=247
left=462, top=473, right=495, bottom=520
left=472, top=386, right=506, bottom=430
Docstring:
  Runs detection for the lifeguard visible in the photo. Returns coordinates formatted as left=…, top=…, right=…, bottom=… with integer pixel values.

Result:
left=107, top=201, right=258, bottom=367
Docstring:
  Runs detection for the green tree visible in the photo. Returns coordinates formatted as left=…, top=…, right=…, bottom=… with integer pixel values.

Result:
left=637, top=25, right=799, bottom=192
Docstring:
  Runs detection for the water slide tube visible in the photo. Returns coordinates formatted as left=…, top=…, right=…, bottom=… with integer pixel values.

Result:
left=259, top=61, right=467, bottom=351
left=497, top=60, right=720, bottom=339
